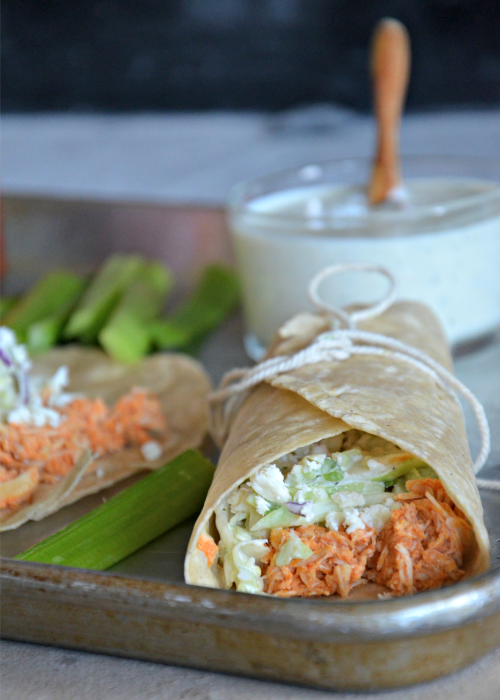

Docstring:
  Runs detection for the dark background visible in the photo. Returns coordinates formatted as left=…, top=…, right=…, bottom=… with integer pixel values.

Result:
left=3, top=0, right=500, bottom=113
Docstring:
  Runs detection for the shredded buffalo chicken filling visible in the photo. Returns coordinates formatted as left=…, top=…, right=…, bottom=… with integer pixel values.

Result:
left=261, top=479, right=471, bottom=598
left=197, top=531, right=219, bottom=567
left=263, top=524, right=377, bottom=597
left=0, top=390, right=167, bottom=509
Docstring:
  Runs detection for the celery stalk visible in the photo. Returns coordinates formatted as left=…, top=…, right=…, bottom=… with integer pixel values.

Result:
left=0, top=297, right=18, bottom=322
left=3, top=271, right=85, bottom=343
left=63, top=255, right=145, bottom=344
left=26, top=278, right=88, bottom=354
left=150, top=264, right=239, bottom=352
left=15, top=450, right=214, bottom=570
left=98, top=261, right=173, bottom=364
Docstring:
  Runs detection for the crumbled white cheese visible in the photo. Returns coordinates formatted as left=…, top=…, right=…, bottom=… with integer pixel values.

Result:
left=331, top=491, right=365, bottom=509
left=250, top=465, right=290, bottom=504
left=324, top=498, right=401, bottom=534
left=300, top=501, right=316, bottom=522
left=304, top=455, right=326, bottom=470
left=360, top=504, right=393, bottom=532
left=140, top=441, right=163, bottom=461
left=344, top=507, right=366, bottom=533
left=293, top=488, right=306, bottom=504
left=325, top=510, right=344, bottom=531
left=8, top=403, right=62, bottom=428
left=255, top=495, right=271, bottom=515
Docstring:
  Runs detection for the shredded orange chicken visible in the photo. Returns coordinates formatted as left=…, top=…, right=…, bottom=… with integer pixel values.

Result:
left=261, top=479, right=471, bottom=598
left=263, top=524, right=377, bottom=598
left=0, top=389, right=167, bottom=510
left=196, top=532, right=219, bottom=567
left=371, top=479, right=470, bottom=595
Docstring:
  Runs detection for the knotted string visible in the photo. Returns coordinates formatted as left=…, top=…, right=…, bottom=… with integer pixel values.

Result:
left=475, top=478, right=500, bottom=491
left=209, top=263, right=491, bottom=481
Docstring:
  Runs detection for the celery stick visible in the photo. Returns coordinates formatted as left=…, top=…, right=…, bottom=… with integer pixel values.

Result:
left=0, top=297, right=17, bottom=321
left=63, top=255, right=145, bottom=344
left=3, top=271, right=85, bottom=343
left=151, top=264, right=239, bottom=351
left=26, top=278, right=88, bottom=354
left=15, top=450, right=214, bottom=570
left=149, top=319, right=190, bottom=350
left=98, top=261, right=173, bottom=364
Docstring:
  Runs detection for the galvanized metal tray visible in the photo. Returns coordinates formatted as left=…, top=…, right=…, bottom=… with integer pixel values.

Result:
left=1, top=196, right=500, bottom=691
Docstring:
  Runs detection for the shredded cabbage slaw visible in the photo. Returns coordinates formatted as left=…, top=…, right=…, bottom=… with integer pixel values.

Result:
left=213, top=431, right=438, bottom=594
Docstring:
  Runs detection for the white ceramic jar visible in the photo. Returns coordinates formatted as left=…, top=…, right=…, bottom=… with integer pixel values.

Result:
left=228, top=156, right=500, bottom=358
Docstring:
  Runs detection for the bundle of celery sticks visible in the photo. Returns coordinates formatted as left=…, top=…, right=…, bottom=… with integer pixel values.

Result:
left=1, top=256, right=239, bottom=362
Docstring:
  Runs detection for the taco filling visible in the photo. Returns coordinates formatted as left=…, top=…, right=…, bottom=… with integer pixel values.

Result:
left=0, top=327, right=168, bottom=510
left=197, top=431, right=471, bottom=598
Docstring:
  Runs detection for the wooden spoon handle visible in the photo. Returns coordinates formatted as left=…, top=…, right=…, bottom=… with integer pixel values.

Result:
left=368, top=18, right=411, bottom=205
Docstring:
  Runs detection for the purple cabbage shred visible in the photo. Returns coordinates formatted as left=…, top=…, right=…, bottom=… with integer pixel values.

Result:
left=285, top=501, right=309, bottom=515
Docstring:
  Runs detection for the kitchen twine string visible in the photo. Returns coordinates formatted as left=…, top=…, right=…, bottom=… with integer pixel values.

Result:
left=209, top=263, right=495, bottom=488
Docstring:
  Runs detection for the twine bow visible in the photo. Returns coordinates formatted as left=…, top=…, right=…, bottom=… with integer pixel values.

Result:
left=209, top=263, right=491, bottom=479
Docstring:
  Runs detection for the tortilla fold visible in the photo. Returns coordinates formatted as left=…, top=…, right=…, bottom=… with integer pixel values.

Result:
left=1, top=347, right=211, bottom=531
left=185, top=301, right=490, bottom=593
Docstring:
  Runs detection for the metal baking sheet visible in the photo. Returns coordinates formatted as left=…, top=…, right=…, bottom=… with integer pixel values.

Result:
left=1, top=195, right=500, bottom=691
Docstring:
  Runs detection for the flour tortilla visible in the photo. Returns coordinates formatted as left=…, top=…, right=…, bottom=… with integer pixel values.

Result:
left=185, top=301, right=490, bottom=592
left=1, top=347, right=211, bottom=531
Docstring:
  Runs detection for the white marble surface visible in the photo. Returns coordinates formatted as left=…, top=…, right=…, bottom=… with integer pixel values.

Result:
left=2, top=109, right=500, bottom=698
left=2, top=109, right=500, bottom=204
